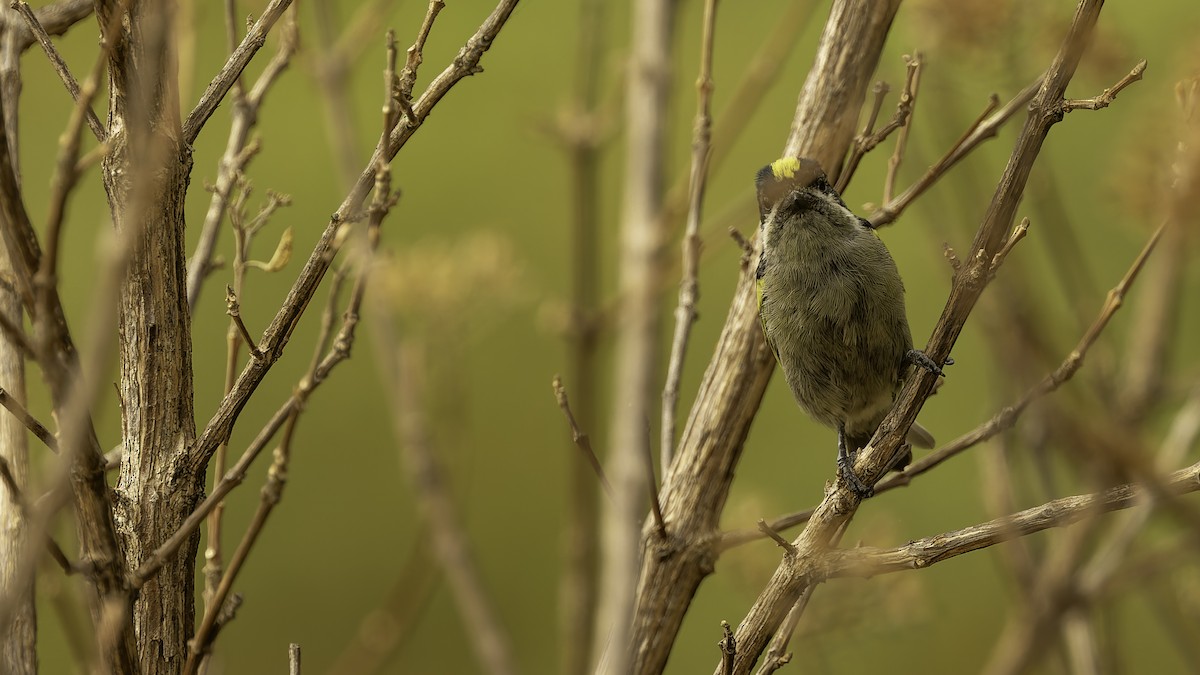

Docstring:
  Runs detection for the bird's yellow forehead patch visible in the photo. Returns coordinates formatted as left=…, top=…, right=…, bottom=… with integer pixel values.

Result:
left=770, top=157, right=802, bottom=180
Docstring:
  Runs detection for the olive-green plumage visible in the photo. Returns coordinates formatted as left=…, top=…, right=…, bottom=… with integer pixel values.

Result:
left=755, top=158, right=933, bottom=489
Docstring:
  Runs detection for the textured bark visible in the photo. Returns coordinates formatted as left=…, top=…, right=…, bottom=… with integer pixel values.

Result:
left=628, top=2, right=902, bottom=673
left=99, top=1, right=199, bottom=671
left=0, top=245, right=34, bottom=675
left=0, top=8, right=35, bottom=672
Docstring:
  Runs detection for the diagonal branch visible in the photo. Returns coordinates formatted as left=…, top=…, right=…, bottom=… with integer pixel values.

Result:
left=820, top=460, right=1200, bottom=579
left=182, top=0, right=293, bottom=144
left=186, top=0, right=521, bottom=474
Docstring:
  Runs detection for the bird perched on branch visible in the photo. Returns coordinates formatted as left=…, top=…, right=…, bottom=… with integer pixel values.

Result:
left=754, top=157, right=946, bottom=497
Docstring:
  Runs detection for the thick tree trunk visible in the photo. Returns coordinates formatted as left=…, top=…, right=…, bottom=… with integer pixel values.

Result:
left=100, top=1, right=200, bottom=671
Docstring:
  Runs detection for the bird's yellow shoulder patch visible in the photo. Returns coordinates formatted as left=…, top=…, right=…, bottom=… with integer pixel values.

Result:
left=770, top=157, right=802, bottom=180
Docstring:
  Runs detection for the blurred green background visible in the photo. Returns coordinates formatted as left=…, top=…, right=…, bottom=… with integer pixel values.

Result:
left=13, top=0, right=1200, bottom=673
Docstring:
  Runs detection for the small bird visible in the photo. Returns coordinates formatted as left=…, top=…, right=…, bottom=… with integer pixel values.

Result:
left=754, top=157, right=945, bottom=497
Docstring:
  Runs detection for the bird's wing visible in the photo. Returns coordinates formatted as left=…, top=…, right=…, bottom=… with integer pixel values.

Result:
left=756, top=276, right=780, bottom=363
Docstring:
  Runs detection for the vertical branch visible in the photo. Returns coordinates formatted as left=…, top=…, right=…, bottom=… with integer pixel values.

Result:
left=661, top=0, right=718, bottom=473
left=0, top=9, right=34, bottom=672
left=597, top=0, right=674, bottom=670
left=100, top=0, right=199, bottom=671
left=558, top=0, right=606, bottom=672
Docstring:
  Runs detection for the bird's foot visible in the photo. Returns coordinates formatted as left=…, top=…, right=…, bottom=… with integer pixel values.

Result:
left=837, top=426, right=874, bottom=499
left=906, top=349, right=953, bottom=378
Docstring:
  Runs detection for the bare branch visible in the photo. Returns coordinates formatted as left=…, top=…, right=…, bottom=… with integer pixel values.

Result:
left=11, top=1, right=104, bottom=140
left=662, top=0, right=718, bottom=472
left=882, top=53, right=921, bottom=203
left=187, top=0, right=521, bottom=476
left=0, top=386, right=56, bottom=452
left=182, top=0, right=294, bottom=144
left=819, top=460, right=1200, bottom=579
left=868, top=77, right=1041, bottom=227
left=1063, top=60, right=1147, bottom=112
left=553, top=376, right=612, bottom=498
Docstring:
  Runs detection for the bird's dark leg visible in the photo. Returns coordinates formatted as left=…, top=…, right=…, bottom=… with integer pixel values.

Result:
left=905, top=349, right=952, bottom=378
left=837, top=423, right=873, bottom=498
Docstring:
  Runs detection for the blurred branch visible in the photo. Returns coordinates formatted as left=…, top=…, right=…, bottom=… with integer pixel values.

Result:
left=551, top=0, right=606, bottom=669
left=1118, top=74, right=1199, bottom=420
left=599, top=0, right=675, bottom=671
left=0, top=385, right=56, bottom=452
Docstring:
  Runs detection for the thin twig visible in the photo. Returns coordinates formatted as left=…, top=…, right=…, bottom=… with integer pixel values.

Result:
left=186, top=0, right=522, bottom=476
left=835, top=80, right=889, bottom=192
left=1063, top=60, right=1147, bottom=112
left=756, top=519, right=795, bottom=555
left=0, top=386, right=57, bottom=451
left=225, top=285, right=263, bottom=358
left=396, top=0, right=445, bottom=115
left=0, top=455, right=74, bottom=575
left=186, top=3, right=297, bottom=311
left=719, top=621, right=736, bottom=675
left=661, top=0, right=718, bottom=474
left=881, top=53, right=921, bottom=204
left=184, top=408, right=301, bottom=675
left=182, top=0, right=294, bottom=144
left=869, top=78, right=1040, bottom=227
left=819, top=460, right=1200, bottom=579
left=839, top=55, right=920, bottom=193
left=553, top=375, right=612, bottom=498
left=11, top=0, right=104, bottom=140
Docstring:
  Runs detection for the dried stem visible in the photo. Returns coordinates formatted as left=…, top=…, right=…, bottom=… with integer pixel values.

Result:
left=186, top=4, right=297, bottom=311
left=881, top=53, right=921, bottom=204
left=662, top=0, right=718, bottom=473
left=818, top=459, right=1200, bottom=579
left=553, top=376, right=612, bottom=498
left=869, top=77, right=1040, bottom=227
left=0, top=385, right=56, bottom=451
left=599, top=0, right=674, bottom=670
left=1063, top=60, right=1147, bottom=112
left=185, top=0, right=521, bottom=478
left=182, top=0, right=294, bottom=144
left=11, top=0, right=104, bottom=140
